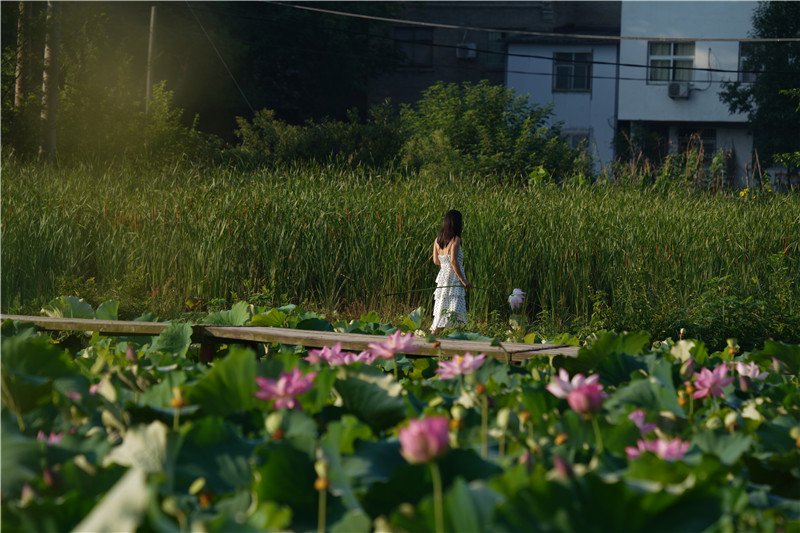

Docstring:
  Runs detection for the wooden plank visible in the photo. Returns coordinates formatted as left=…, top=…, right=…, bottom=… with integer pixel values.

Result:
left=1, top=314, right=579, bottom=361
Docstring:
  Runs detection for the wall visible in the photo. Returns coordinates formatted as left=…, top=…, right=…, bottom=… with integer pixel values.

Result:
left=618, top=1, right=757, bottom=122
left=507, top=41, right=619, bottom=168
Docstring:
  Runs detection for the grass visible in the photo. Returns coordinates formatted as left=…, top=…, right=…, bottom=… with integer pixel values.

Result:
left=2, top=159, right=799, bottom=348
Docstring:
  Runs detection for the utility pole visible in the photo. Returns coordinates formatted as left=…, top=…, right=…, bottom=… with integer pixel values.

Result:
left=39, top=0, right=60, bottom=162
left=145, top=5, right=157, bottom=117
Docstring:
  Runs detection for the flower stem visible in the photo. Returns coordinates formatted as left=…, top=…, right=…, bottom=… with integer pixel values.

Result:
left=430, top=461, right=445, bottom=533
left=481, top=395, right=488, bottom=459
left=591, top=416, right=604, bottom=455
left=394, top=355, right=399, bottom=381
left=318, top=484, right=327, bottom=533
left=173, top=407, right=181, bottom=432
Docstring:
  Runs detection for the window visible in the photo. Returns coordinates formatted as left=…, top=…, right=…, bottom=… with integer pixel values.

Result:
left=553, top=52, right=592, bottom=91
left=739, top=42, right=758, bottom=83
left=565, top=130, right=591, bottom=150
left=395, top=28, right=433, bottom=68
left=648, top=41, right=694, bottom=83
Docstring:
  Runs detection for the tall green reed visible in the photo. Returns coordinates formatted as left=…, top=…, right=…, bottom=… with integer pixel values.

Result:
left=2, top=160, right=798, bottom=339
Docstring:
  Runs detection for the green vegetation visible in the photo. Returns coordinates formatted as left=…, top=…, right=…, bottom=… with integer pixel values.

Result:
left=3, top=159, right=798, bottom=351
left=2, top=303, right=799, bottom=531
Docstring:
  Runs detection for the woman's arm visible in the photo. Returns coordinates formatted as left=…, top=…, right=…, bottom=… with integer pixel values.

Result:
left=432, top=241, right=440, bottom=265
left=449, top=238, right=472, bottom=289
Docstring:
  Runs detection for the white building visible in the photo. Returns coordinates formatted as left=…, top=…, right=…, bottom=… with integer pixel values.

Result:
left=617, top=1, right=757, bottom=186
left=506, top=1, right=758, bottom=185
left=506, top=30, right=620, bottom=170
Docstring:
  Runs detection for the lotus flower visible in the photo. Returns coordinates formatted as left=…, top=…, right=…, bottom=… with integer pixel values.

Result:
left=508, top=288, right=526, bottom=310
left=254, top=367, right=317, bottom=410
left=691, top=364, right=734, bottom=399
left=398, top=416, right=450, bottom=464
left=435, top=352, right=487, bottom=380
left=546, top=369, right=606, bottom=415
left=89, top=380, right=104, bottom=395
left=625, top=437, right=690, bottom=461
left=735, top=361, right=768, bottom=381
left=368, top=330, right=418, bottom=360
left=567, top=382, right=606, bottom=414
left=36, top=430, right=63, bottom=445
left=628, top=409, right=657, bottom=435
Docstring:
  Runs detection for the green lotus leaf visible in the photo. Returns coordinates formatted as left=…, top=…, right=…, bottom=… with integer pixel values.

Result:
left=333, top=366, right=407, bottom=433
left=40, top=295, right=94, bottom=319
left=95, top=300, right=120, bottom=321
left=250, top=308, right=287, bottom=327
left=147, top=322, right=193, bottom=357
left=174, top=417, right=255, bottom=494
left=202, top=301, right=251, bottom=325
left=184, top=346, right=258, bottom=416
left=561, top=331, right=650, bottom=377
left=1, top=420, right=45, bottom=496
left=388, top=476, right=502, bottom=533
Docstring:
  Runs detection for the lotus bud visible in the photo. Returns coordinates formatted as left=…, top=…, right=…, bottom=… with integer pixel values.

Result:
left=552, top=455, right=573, bottom=479
left=680, top=357, right=694, bottom=380
left=497, top=407, right=511, bottom=429
left=679, top=328, right=686, bottom=340
left=20, top=484, right=35, bottom=506
left=724, top=411, right=740, bottom=432
left=451, top=404, right=466, bottom=421
left=265, top=412, right=284, bottom=435
left=126, top=344, right=137, bottom=363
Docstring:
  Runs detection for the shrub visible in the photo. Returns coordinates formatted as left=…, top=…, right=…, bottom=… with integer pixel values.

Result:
left=399, top=80, right=589, bottom=183
left=232, top=102, right=402, bottom=169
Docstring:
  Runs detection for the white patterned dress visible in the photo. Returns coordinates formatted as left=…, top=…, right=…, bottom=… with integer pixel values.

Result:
left=431, top=246, right=467, bottom=331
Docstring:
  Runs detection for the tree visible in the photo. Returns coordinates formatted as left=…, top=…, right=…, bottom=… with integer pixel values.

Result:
left=719, top=1, right=800, bottom=176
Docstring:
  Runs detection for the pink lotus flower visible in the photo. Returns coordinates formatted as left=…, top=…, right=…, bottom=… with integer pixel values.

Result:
left=254, top=367, right=317, bottom=410
left=735, top=361, right=768, bottom=381
left=89, top=380, right=104, bottom=395
left=65, top=391, right=81, bottom=401
left=628, top=409, right=657, bottom=435
left=625, top=437, right=690, bottom=461
left=567, top=382, right=606, bottom=414
left=398, top=416, right=450, bottom=464
left=305, top=343, right=375, bottom=366
left=434, top=352, right=486, bottom=380
left=508, top=289, right=526, bottom=310
left=36, top=430, right=63, bottom=445
left=691, top=364, right=734, bottom=399
left=546, top=369, right=606, bottom=415
left=368, top=330, right=418, bottom=360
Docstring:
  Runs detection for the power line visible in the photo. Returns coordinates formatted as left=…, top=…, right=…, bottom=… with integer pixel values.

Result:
left=185, top=1, right=255, bottom=113
left=267, top=1, right=800, bottom=43
left=180, top=3, right=789, bottom=85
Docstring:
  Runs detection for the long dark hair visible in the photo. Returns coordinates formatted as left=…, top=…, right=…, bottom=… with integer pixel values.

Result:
left=436, top=209, right=463, bottom=249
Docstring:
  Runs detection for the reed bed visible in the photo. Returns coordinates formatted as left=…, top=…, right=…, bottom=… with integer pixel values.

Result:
left=2, top=161, right=799, bottom=339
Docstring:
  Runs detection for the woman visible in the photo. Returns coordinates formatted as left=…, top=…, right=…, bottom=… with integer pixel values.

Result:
left=430, top=209, right=472, bottom=333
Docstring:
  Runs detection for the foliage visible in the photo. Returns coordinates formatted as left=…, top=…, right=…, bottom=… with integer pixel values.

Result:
left=1, top=307, right=799, bottom=532
left=2, top=161, right=799, bottom=351
left=399, top=80, right=590, bottom=182
left=719, top=1, right=800, bottom=175
left=231, top=102, right=402, bottom=169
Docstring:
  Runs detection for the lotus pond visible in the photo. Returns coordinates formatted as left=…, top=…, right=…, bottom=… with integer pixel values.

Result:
left=2, top=298, right=799, bottom=532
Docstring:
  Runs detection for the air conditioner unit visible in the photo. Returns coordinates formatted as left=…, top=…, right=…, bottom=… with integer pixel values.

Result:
left=456, top=43, right=477, bottom=59
left=668, top=82, right=690, bottom=99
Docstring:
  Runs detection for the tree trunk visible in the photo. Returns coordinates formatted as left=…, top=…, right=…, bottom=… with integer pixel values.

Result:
left=14, top=1, right=28, bottom=110
left=38, top=0, right=60, bottom=162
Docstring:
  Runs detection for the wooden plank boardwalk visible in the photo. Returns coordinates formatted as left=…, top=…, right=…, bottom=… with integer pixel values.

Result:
left=0, top=314, right=580, bottom=362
